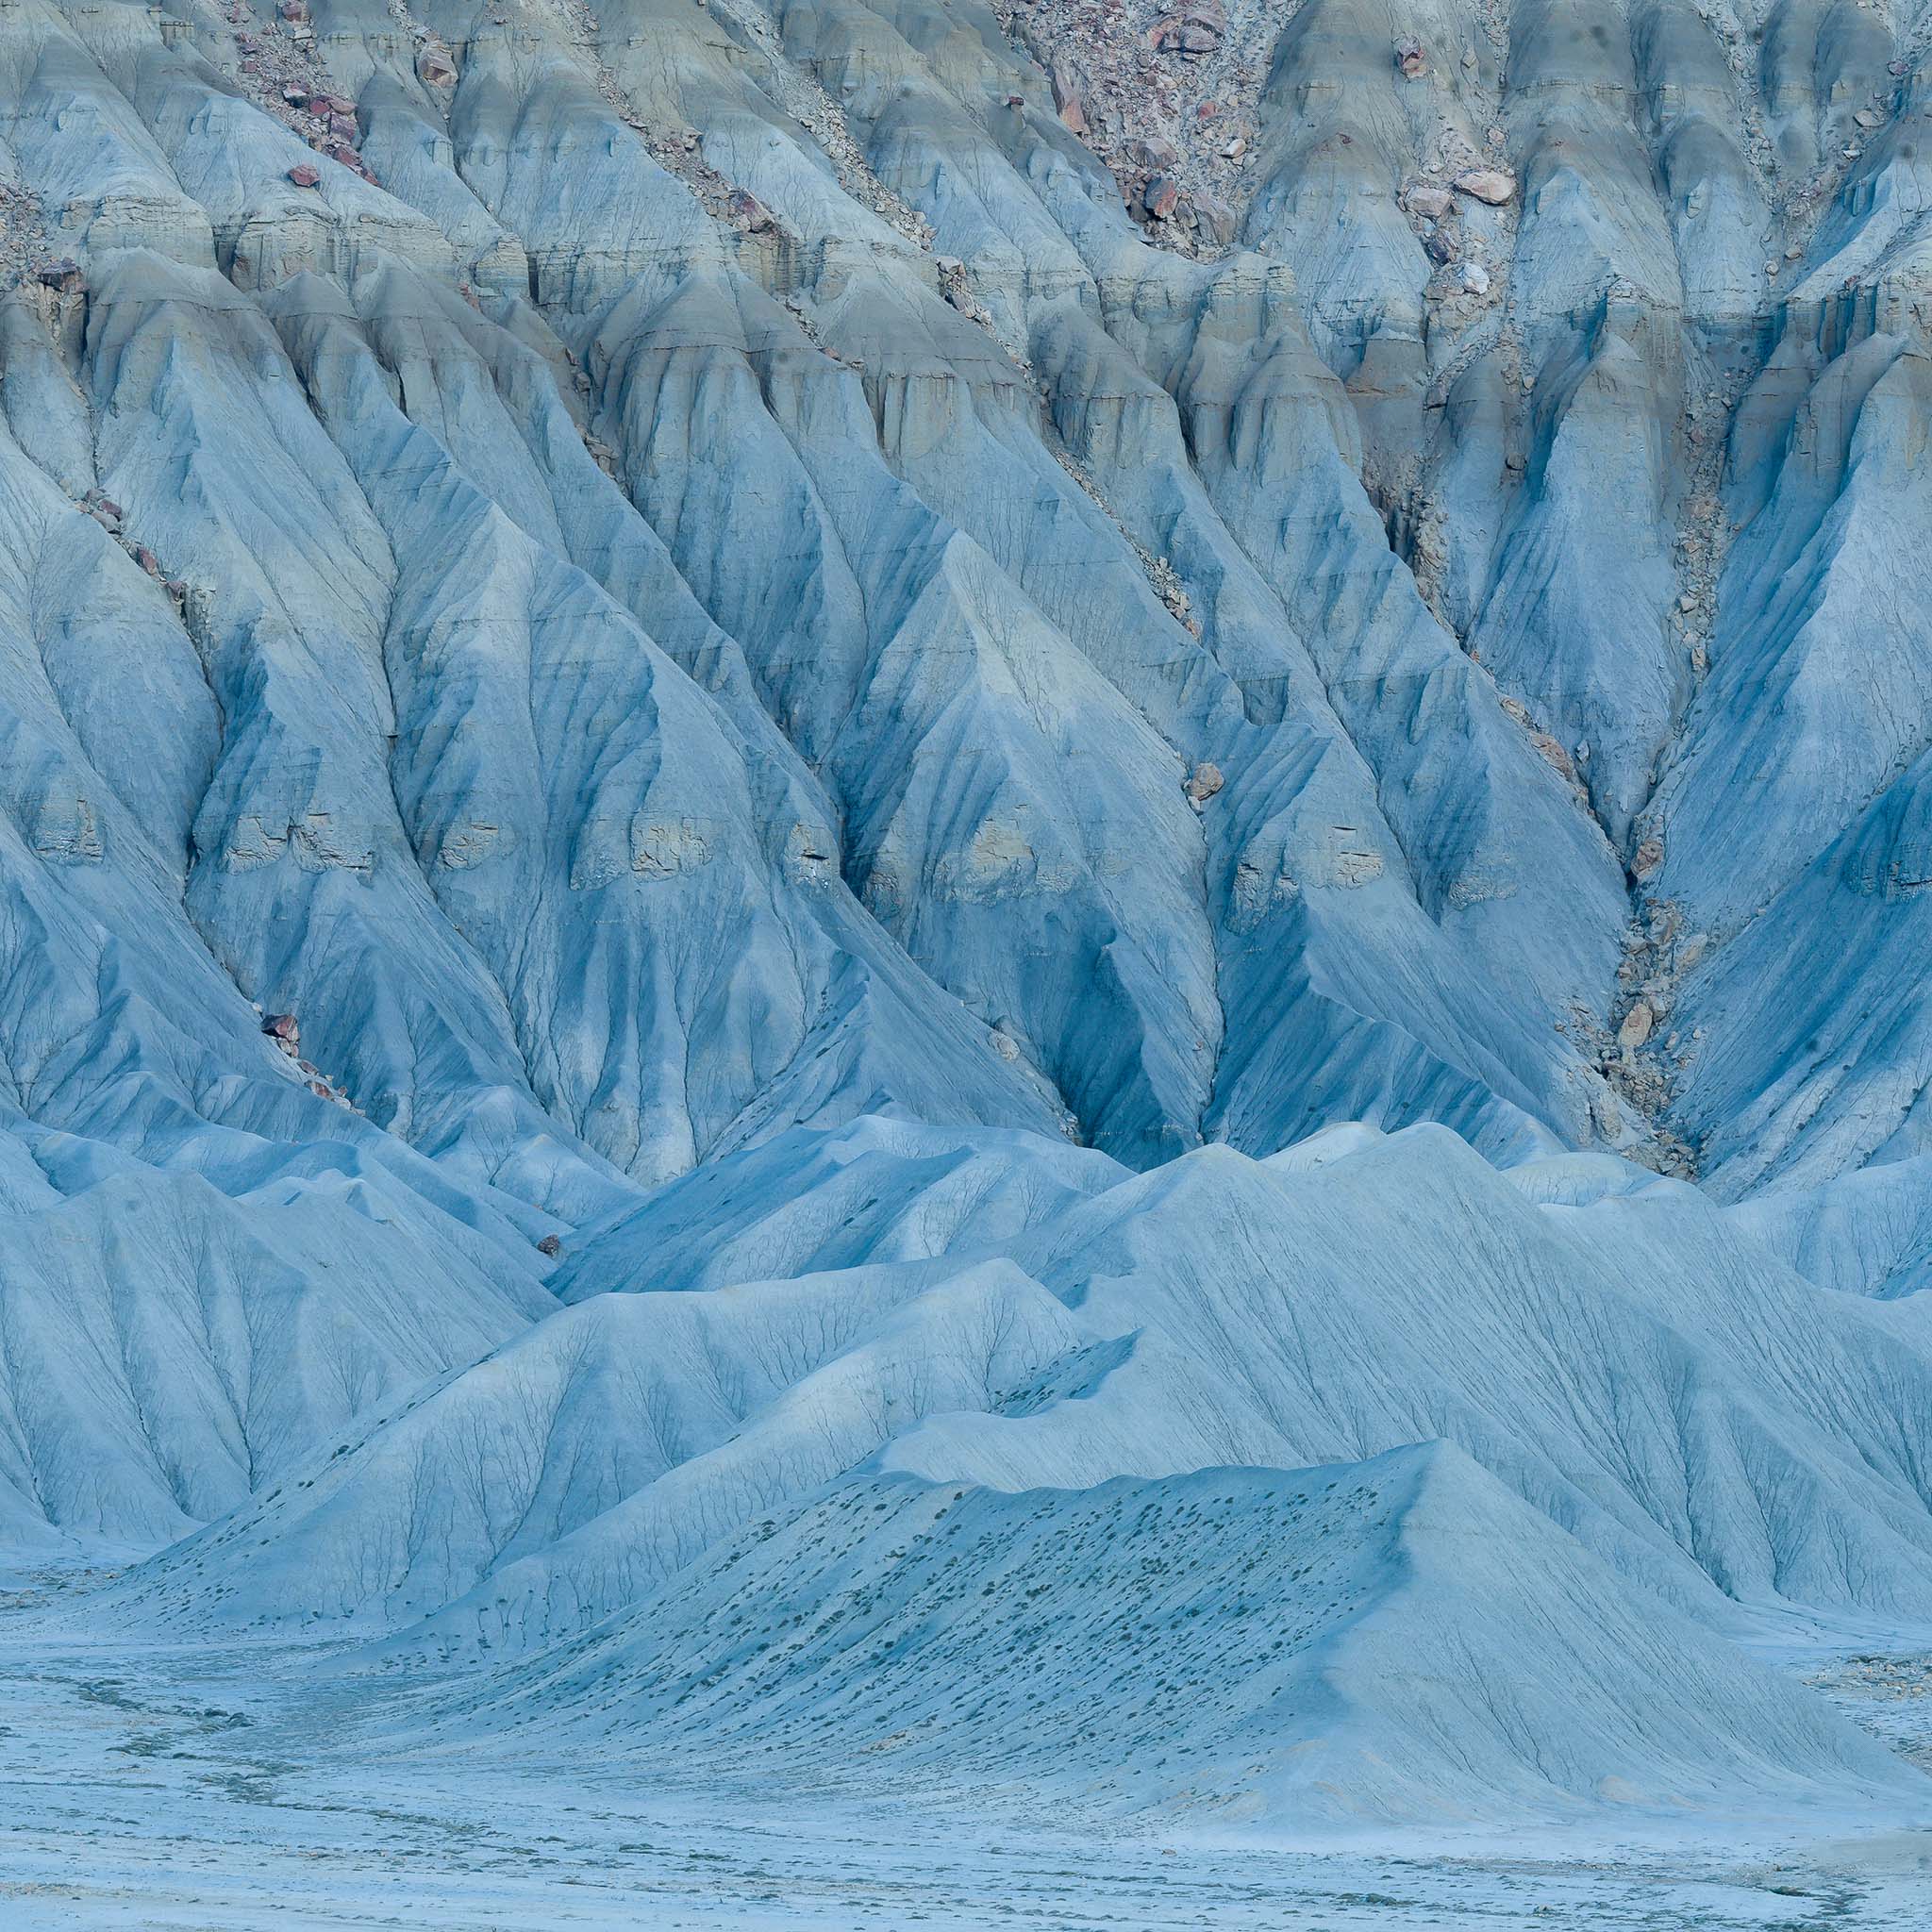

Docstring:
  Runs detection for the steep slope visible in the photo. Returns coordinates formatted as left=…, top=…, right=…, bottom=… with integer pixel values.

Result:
left=4, top=0, right=1813, bottom=1187
left=430, top=1450, right=1925, bottom=1830
left=6, top=0, right=1914, bottom=1181
left=5, top=0, right=1932, bottom=1874
left=106, top=1248, right=1122, bottom=1634
left=552, top=1112, right=1128, bottom=1295
left=0, top=1130, right=548, bottom=1553
left=106, top=1121, right=1932, bottom=1662
left=1008, top=1127, right=1932, bottom=1614
left=1731, top=1151, right=1932, bottom=1299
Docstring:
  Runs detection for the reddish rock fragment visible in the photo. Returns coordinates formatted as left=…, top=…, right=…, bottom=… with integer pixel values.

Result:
left=726, top=189, right=776, bottom=232
left=1051, top=63, right=1089, bottom=138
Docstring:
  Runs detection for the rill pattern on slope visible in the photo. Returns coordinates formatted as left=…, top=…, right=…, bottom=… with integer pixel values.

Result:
left=20, top=0, right=1932, bottom=1191
left=0, top=0, right=1931, bottom=1889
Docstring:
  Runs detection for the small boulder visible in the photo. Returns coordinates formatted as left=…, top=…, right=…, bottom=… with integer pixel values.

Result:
left=1395, top=36, right=1426, bottom=79
left=417, top=42, right=458, bottom=90
left=1631, top=834, right=1664, bottom=882
left=1124, top=135, right=1181, bottom=172
left=537, top=1233, right=563, bottom=1258
left=287, top=161, right=322, bottom=187
left=261, top=1012, right=300, bottom=1056
left=1142, top=175, right=1180, bottom=221
left=1617, top=1002, right=1655, bottom=1051
left=1193, top=192, right=1236, bottom=246
left=1453, top=167, right=1516, bottom=205
left=1406, top=182, right=1453, bottom=220
left=1154, top=16, right=1220, bottom=52
left=726, top=189, right=776, bottom=232
left=1184, top=760, right=1224, bottom=807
